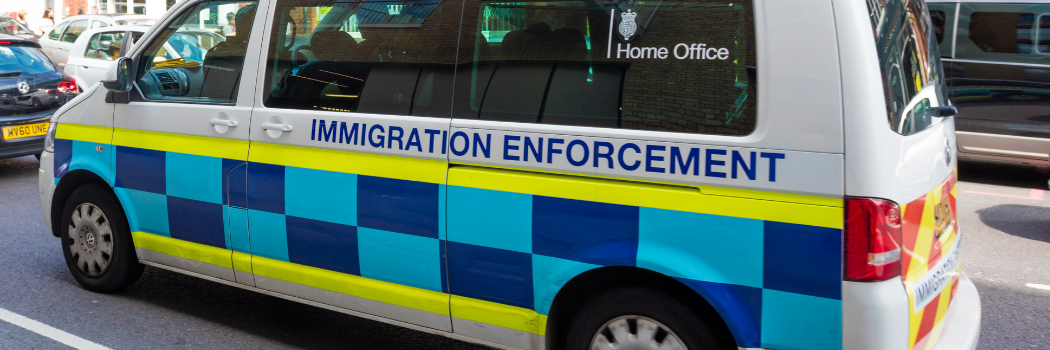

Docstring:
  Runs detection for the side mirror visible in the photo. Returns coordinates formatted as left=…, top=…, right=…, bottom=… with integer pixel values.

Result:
left=931, top=105, right=958, bottom=118
left=102, top=57, right=132, bottom=92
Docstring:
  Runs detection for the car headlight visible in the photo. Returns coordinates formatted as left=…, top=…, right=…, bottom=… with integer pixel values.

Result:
left=43, top=122, right=57, bottom=153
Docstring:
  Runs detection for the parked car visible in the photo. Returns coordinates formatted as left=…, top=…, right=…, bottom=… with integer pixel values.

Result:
left=928, top=0, right=1050, bottom=167
left=0, top=34, right=77, bottom=159
left=0, top=14, right=40, bottom=41
left=64, top=25, right=224, bottom=90
left=38, top=14, right=156, bottom=70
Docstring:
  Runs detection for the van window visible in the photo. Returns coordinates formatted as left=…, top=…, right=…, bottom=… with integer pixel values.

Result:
left=927, top=3, right=956, bottom=56
left=867, top=0, right=946, bottom=136
left=136, top=0, right=258, bottom=103
left=61, top=20, right=89, bottom=44
left=86, top=32, right=126, bottom=61
left=263, top=0, right=460, bottom=117
left=453, top=1, right=757, bottom=135
left=955, top=3, right=1050, bottom=64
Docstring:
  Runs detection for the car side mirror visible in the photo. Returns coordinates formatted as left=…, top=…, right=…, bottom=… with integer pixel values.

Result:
left=102, top=57, right=132, bottom=92
left=931, top=105, right=957, bottom=118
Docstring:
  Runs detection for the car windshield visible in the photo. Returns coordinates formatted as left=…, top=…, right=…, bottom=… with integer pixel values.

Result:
left=114, top=18, right=157, bottom=26
left=0, top=46, right=56, bottom=76
left=0, top=17, right=34, bottom=36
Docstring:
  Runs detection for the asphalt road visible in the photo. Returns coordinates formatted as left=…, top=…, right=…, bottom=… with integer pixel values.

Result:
left=1, top=154, right=1049, bottom=349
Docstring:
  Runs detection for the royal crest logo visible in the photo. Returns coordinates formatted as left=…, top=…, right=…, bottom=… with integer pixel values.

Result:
left=619, top=9, right=638, bottom=41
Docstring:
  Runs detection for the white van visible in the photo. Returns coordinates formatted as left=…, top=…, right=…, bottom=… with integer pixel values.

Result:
left=38, top=1, right=981, bottom=349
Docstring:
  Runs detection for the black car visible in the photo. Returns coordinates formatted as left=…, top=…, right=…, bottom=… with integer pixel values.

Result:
left=0, top=34, right=77, bottom=160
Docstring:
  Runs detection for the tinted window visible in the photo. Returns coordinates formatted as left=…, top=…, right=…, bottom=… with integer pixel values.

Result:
left=60, top=20, right=89, bottom=43
left=48, top=21, right=69, bottom=41
left=956, top=4, right=1050, bottom=64
left=867, top=0, right=947, bottom=136
left=454, top=1, right=757, bottom=135
left=927, top=2, right=956, bottom=56
left=0, top=46, right=56, bottom=75
left=85, top=31, right=125, bottom=60
left=263, top=0, right=460, bottom=117
left=137, top=1, right=258, bottom=103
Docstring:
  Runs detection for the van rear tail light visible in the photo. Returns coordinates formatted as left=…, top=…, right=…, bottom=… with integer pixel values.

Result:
left=845, top=197, right=902, bottom=281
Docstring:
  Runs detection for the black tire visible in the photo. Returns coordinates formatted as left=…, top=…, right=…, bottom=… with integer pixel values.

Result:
left=34, top=153, right=40, bottom=160
left=565, top=287, right=728, bottom=350
left=60, top=185, right=143, bottom=293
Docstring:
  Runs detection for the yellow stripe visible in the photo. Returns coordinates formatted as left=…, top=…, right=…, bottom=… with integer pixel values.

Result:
left=249, top=142, right=446, bottom=184
left=56, top=123, right=111, bottom=144
left=112, top=128, right=248, bottom=160
left=449, top=166, right=843, bottom=229
left=232, top=251, right=252, bottom=273
left=467, top=163, right=843, bottom=208
left=451, top=296, right=547, bottom=335
left=131, top=232, right=233, bottom=269
left=251, top=255, right=450, bottom=316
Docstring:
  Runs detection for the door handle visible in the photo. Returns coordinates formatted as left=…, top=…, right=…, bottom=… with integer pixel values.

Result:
left=82, top=66, right=89, bottom=69
left=261, top=123, right=293, bottom=132
left=210, top=119, right=238, bottom=127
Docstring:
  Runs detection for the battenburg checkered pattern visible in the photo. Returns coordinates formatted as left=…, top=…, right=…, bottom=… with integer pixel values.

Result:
left=55, top=140, right=845, bottom=350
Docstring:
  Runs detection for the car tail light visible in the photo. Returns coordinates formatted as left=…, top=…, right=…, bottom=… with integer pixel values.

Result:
left=58, top=77, right=77, bottom=94
left=0, top=41, right=11, bottom=45
left=844, top=197, right=902, bottom=281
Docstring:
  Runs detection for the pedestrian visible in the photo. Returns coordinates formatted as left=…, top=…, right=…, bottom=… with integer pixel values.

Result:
left=77, top=8, right=83, bottom=15
left=37, top=9, right=54, bottom=36
left=16, top=10, right=28, bottom=28
left=90, top=6, right=98, bottom=14
left=221, top=12, right=236, bottom=36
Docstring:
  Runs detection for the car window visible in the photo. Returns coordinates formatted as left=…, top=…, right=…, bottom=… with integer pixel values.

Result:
left=85, top=31, right=125, bottom=61
left=0, top=17, right=34, bottom=36
left=956, top=3, right=1050, bottom=64
left=91, top=20, right=109, bottom=29
left=928, top=3, right=956, bottom=57
left=263, top=0, right=462, bottom=117
left=48, top=21, right=70, bottom=41
left=867, top=0, right=946, bottom=136
left=137, top=0, right=257, bottom=103
left=60, top=20, right=89, bottom=43
left=0, top=46, right=56, bottom=75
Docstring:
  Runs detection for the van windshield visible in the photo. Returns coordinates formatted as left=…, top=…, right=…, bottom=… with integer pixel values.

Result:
left=868, top=0, right=947, bottom=136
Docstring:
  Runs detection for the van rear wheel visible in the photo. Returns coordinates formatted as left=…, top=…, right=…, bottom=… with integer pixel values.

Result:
left=60, top=185, right=143, bottom=293
left=566, top=287, right=727, bottom=350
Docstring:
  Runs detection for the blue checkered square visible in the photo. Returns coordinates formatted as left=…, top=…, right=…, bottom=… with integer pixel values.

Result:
left=287, top=215, right=359, bottom=275
left=447, top=241, right=533, bottom=309
left=115, top=146, right=165, bottom=194
left=532, top=196, right=639, bottom=266
left=167, top=196, right=226, bottom=249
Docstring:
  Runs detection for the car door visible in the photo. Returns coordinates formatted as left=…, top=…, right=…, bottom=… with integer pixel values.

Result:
left=951, top=3, right=1050, bottom=163
left=110, top=0, right=265, bottom=283
left=73, top=30, right=127, bottom=87
left=40, top=20, right=69, bottom=60
left=53, top=19, right=89, bottom=69
left=245, top=0, right=460, bottom=332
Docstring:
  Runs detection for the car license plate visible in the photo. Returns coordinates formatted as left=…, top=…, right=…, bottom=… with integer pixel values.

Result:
left=2, top=122, right=49, bottom=140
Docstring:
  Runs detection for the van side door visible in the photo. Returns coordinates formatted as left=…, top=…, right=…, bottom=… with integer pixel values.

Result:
left=110, top=0, right=266, bottom=283
left=951, top=3, right=1050, bottom=163
left=244, top=0, right=461, bottom=332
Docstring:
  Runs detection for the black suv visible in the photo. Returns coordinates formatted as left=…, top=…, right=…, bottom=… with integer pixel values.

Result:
left=0, top=34, right=77, bottom=159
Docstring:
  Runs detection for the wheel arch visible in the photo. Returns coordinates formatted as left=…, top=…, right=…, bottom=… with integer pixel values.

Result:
left=51, top=169, right=121, bottom=237
left=544, top=265, right=748, bottom=350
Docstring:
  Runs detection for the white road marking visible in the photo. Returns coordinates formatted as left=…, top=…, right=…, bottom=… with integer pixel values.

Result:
left=1025, top=283, right=1050, bottom=291
left=0, top=306, right=110, bottom=350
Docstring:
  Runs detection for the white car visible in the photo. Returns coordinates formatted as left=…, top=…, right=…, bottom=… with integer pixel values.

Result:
left=65, top=25, right=225, bottom=90
left=39, top=14, right=155, bottom=70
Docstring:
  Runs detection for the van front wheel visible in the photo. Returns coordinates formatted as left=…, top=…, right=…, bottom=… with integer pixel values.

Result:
left=60, top=185, right=143, bottom=293
left=566, top=287, right=726, bottom=350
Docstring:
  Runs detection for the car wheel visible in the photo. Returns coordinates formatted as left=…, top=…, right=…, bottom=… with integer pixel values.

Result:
left=34, top=153, right=40, bottom=161
left=60, top=185, right=143, bottom=293
left=565, top=287, right=728, bottom=350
